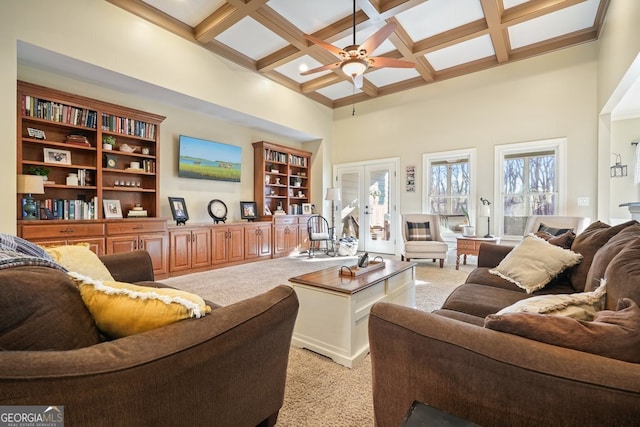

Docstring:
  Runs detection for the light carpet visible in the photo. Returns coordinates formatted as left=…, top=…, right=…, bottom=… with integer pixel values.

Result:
left=163, top=254, right=474, bottom=427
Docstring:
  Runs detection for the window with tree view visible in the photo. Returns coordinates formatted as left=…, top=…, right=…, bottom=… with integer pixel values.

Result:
left=429, top=159, right=469, bottom=231
left=502, top=149, right=558, bottom=235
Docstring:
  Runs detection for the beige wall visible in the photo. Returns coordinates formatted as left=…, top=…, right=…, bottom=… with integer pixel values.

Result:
left=610, top=117, right=640, bottom=222
left=1, top=0, right=333, bottom=232
left=333, top=43, right=599, bottom=225
left=596, top=1, right=640, bottom=221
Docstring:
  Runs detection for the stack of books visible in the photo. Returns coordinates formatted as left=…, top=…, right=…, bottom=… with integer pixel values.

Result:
left=127, top=206, right=148, bottom=217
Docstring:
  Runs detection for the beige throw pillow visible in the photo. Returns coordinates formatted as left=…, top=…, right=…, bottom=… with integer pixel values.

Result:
left=489, top=234, right=583, bottom=293
left=495, top=281, right=606, bottom=320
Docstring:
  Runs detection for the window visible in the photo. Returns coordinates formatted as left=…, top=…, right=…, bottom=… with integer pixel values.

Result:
left=429, top=159, right=469, bottom=214
left=495, top=138, right=567, bottom=237
left=423, top=149, right=476, bottom=234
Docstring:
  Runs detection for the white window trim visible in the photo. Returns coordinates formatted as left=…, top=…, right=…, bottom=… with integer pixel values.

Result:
left=422, top=148, right=477, bottom=228
left=494, top=138, right=567, bottom=239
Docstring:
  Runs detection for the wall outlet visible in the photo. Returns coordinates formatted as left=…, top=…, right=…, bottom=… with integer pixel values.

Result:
left=577, top=197, right=590, bottom=207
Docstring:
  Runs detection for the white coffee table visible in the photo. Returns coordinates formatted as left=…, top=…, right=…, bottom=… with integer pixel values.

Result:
left=289, top=260, right=416, bottom=368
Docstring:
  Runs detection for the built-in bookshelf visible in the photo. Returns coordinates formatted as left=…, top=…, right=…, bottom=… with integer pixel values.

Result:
left=253, top=141, right=312, bottom=217
left=17, top=81, right=165, bottom=222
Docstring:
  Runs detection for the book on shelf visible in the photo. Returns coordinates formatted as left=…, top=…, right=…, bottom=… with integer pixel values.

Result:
left=21, top=95, right=97, bottom=128
left=127, top=210, right=148, bottom=218
left=31, top=197, right=99, bottom=220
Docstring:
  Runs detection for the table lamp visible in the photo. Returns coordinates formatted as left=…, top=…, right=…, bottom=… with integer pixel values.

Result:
left=17, top=174, right=45, bottom=220
left=325, top=187, right=341, bottom=229
left=480, top=197, right=492, bottom=238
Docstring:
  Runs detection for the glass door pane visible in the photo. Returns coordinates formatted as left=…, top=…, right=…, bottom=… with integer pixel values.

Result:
left=365, top=164, right=395, bottom=254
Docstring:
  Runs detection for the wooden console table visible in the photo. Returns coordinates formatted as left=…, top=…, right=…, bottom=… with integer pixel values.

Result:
left=289, top=260, right=416, bottom=368
left=455, top=236, right=500, bottom=270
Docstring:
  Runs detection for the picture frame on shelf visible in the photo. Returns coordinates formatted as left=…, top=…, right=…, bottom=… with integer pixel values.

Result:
left=103, top=199, right=123, bottom=219
left=288, top=188, right=294, bottom=197
left=27, top=127, right=46, bottom=140
left=43, top=148, right=71, bottom=165
left=168, top=196, right=189, bottom=226
left=264, top=205, right=272, bottom=215
left=302, top=203, right=313, bottom=215
left=240, top=201, right=258, bottom=222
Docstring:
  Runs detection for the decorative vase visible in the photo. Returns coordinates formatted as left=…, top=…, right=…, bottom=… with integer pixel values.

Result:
left=103, top=143, right=112, bottom=150
left=463, top=226, right=475, bottom=237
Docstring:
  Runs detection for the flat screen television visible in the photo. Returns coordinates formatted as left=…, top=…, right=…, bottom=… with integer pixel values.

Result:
left=178, top=135, right=241, bottom=182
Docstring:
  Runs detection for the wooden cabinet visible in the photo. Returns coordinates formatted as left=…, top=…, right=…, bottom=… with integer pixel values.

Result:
left=273, top=215, right=312, bottom=258
left=17, top=80, right=164, bottom=222
left=105, top=220, right=168, bottom=278
left=273, top=216, right=300, bottom=258
left=252, top=141, right=312, bottom=217
left=18, top=220, right=106, bottom=255
left=244, top=222, right=272, bottom=260
left=211, top=225, right=244, bottom=266
left=169, top=227, right=211, bottom=274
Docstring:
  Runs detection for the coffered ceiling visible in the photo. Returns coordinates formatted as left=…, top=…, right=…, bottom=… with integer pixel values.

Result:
left=108, top=0, right=610, bottom=109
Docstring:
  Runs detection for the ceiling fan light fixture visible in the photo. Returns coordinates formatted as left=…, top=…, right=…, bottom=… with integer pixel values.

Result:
left=340, top=58, right=368, bottom=78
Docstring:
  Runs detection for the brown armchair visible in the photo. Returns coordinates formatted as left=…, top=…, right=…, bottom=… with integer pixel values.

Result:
left=0, top=251, right=298, bottom=427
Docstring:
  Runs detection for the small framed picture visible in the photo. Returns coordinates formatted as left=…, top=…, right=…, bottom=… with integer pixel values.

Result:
left=43, top=148, right=72, bottom=165
left=302, top=203, right=312, bottom=215
left=288, top=188, right=294, bottom=197
left=27, top=127, right=46, bottom=140
left=168, top=197, right=189, bottom=225
left=264, top=205, right=272, bottom=215
left=240, top=201, right=258, bottom=221
left=103, top=199, right=123, bottom=219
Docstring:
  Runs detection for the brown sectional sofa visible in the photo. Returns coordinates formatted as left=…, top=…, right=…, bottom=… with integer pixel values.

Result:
left=369, top=220, right=640, bottom=426
left=0, top=250, right=298, bottom=427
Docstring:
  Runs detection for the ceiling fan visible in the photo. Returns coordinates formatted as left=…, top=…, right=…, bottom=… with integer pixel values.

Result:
left=300, top=0, right=415, bottom=88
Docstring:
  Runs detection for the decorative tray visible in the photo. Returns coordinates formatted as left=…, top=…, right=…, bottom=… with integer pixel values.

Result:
left=339, top=260, right=385, bottom=277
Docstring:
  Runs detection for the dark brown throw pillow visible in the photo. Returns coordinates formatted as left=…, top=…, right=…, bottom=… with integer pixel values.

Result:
left=568, top=220, right=637, bottom=292
left=484, top=298, right=640, bottom=363
left=584, top=223, right=640, bottom=292
left=603, top=236, right=640, bottom=310
left=0, top=266, right=101, bottom=351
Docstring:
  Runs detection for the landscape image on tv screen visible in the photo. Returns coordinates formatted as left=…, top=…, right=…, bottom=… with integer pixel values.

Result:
left=178, top=135, right=241, bottom=182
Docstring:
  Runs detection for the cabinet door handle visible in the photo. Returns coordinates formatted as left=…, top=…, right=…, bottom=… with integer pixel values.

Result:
left=60, top=228, right=75, bottom=234
left=139, top=239, right=144, bottom=250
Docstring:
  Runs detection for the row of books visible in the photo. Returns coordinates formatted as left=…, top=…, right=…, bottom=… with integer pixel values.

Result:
left=265, top=149, right=288, bottom=164
left=141, top=159, right=156, bottom=173
left=21, top=95, right=98, bottom=129
left=289, top=154, right=307, bottom=167
left=288, top=204, right=303, bottom=215
left=101, top=113, right=156, bottom=139
left=24, top=198, right=99, bottom=220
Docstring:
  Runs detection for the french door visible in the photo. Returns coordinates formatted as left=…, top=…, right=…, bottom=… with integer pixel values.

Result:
left=335, top=159, right=399, bottom=254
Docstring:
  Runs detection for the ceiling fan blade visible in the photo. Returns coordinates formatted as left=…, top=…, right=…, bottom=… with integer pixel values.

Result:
left=359, top=22, right=397, bottom=56
left=303, top=34, right=346, bottom=58
left=353, top=74, right=364, bottom=89
left=300, top=62, right=341, bottom=75
left=368, top=57, right=415, bottom=69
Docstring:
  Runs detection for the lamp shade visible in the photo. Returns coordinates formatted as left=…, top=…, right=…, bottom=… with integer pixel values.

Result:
left=325, top=188, right=341, bottom=201
left=340, top=58, right=368, bottom=78
left=17, top=174, right=45, bottom=195
left=480, top=205, right=491, bottom=217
